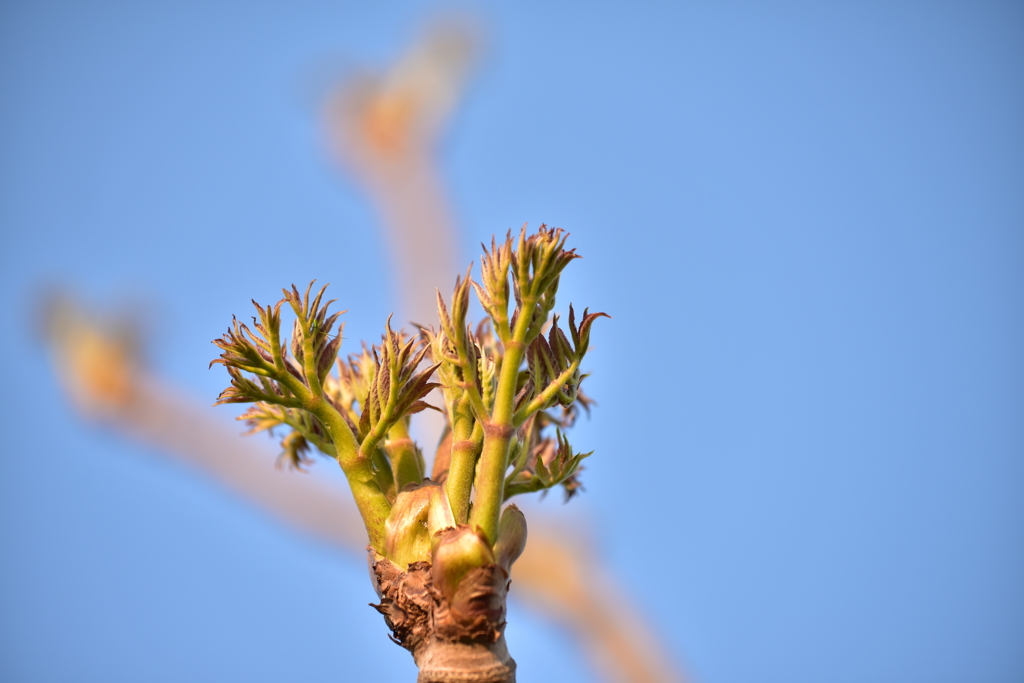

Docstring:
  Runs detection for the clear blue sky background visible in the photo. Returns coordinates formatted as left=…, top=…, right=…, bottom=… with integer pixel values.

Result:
left=1, top=2, right=1022, bottom=682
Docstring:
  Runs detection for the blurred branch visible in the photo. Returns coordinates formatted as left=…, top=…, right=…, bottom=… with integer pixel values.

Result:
left=517, top=530, right=686, bottom=683
left=322, top=20, right=478, bottom=324
left=42, top=292, right=363, bottom=550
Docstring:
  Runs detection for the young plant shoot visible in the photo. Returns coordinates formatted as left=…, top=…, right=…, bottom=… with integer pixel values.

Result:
left=211, top=225, right=606, bottom=682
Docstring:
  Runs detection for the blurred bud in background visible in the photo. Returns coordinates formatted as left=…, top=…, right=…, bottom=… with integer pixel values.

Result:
left=40, top=291, right=143, bottom=420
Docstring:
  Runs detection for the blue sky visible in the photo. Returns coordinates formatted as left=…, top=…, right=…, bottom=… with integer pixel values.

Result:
left=1, top=2, right=1022, bottom=682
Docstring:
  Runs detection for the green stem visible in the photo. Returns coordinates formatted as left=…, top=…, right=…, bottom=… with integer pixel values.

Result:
left=250, top=388, right=304, bottom=408
left=469, top=423, right=514, bottom=543
left=384, top=420, right=423, bottom=492
left=371, top=447, right=396, bottom=502
left=275, top=372, right=313, bottom=406
left=512, top=358, right=581, bottom=427
left=491, top=304, right=512, bottom=347
left=451, top=330, right=488, bottom=420
left=268, top=311, right=285, bottom=371
left=311, top=403, right=392, bottom=551
left=444, top=415, right=482, bottom=524
left=469, top=295, right=536, bottom=542
left=503, top=416, right=536, bottom=487
left=361, top=400, right=396, bottom=456
left=492, top=338, right=528, bottom=424
left=298, top=317, right=324, bottom=400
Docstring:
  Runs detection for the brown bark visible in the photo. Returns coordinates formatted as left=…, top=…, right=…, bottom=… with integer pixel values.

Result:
left=370, top=552, right=516, bottom=683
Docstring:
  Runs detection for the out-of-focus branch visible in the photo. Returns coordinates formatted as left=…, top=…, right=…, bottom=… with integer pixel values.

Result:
left=42, top=293, right=363, bottom=550
left=322, top=20, right=477, bottom=325
left=516, top=529, right=685, bottom=683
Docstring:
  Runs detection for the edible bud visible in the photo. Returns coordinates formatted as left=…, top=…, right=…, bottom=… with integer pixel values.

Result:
left=493, top=504, right=528, bottom=572
left=383, top=483, right=439, bottom=569
left=427, top=487, right=457, bottom=542
left=430, top=525, right=495, bottom=600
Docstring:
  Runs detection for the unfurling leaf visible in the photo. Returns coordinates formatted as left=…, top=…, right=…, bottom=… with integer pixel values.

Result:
left=357, top=320, right=441, bottom=453
left=503, top=428, right=593, bottom=501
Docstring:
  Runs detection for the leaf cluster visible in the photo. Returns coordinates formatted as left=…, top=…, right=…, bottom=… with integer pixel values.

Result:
left=210, top=283, right=436, bottom=493
left=210, top=225, right=606, bottom=556
left=426, top=226, right=607, bottom=536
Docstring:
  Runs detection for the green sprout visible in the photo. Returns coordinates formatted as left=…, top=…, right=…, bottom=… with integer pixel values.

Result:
left=211, top=225, right=606, bottom=681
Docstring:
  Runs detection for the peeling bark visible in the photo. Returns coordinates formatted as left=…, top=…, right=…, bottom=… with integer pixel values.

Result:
left=370, top=552, right=516, bottom=682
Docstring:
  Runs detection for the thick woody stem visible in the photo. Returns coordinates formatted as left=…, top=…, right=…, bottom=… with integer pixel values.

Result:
left=415, top=639, right=515, bottom=683
left=370, top=551, right=516, bottom=683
